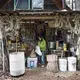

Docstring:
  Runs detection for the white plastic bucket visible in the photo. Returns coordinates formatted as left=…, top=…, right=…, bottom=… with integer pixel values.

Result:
left=27, top=57, right=37, bottom=68
left=9, top=52, right=25, bottom=76
left=59, top=58, right=67, bottom=71
left=68, top=57, right=76, bottom=71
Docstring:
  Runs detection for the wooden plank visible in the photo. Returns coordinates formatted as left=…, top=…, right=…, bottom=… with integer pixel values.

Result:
left=20, top=15, right=55, bottom=20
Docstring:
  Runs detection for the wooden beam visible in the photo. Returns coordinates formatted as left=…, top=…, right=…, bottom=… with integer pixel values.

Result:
left=20, top=15, right=55, bottom=20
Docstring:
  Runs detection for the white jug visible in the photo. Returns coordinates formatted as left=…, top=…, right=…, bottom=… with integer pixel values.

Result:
left=35, top=46, right=42, bottom=56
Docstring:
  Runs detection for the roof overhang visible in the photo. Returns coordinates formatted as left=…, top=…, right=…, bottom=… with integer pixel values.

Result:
left=0, top=10, right=80, bottom=20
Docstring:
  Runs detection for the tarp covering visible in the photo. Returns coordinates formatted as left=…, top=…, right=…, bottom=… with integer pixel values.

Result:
left=32, top=0, right=44, bottom=9
left=14, top=0, right=30, bottom=10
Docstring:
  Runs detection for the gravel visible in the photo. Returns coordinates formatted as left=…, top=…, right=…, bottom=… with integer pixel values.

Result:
left=0, top=68, right=80, bottom=80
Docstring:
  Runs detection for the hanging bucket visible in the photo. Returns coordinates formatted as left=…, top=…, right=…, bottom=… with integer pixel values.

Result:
left=9, top=52, right=25, bottom=76
left=68, top=57, right=76, bottom=71
left=59, top=58, right=67, bottom=71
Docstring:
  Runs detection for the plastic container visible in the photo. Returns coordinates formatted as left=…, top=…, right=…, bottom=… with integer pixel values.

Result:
left=63, top=43, right=67, bottom=51
left=9, top=52, right=25, bottom=76
left=27, top=57, right=37, bottom=68
left=68, top=57, right=76, bottom=71
left=59, top=58, right=67, bottom=71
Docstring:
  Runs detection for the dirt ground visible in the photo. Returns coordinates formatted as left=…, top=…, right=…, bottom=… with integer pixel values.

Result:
left=0, top=68, right=80, bottom=80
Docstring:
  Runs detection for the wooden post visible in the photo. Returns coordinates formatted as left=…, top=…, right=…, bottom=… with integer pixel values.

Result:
left=0, top=18, right=5, bottom=72
left=16, top=36, right=18, bottom=52
left=61, top=51, right=64, bottom=58
left=1, top=28, right=5, bottom=72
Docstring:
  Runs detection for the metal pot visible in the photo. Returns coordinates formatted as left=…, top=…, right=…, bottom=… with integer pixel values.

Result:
left=48, top=42, right=55, bottom=49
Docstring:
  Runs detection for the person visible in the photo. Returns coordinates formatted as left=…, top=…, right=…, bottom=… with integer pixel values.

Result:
left=37, top=35, right=46, bottom=67
left=40, top=29, right=46, bottom=40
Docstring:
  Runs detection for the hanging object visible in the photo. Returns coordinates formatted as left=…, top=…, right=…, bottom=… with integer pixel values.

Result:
left=76, top=47, right=79, bottom=56
left=48, top=21, right=55, bottom=28
left=48, top=15, right=72, bottom=29
left=54, top=15, right=60, bottom=28
left=63, top=43, right=67, bottom=51
left=76, top=37, right=80, bottom=56
left=65, top=15, right=72, bottom=29
left=15, top=18, right=20, bottom=30
left=67, top=34, right=71, bottom=43
left=73, top=14, right=80, bottom=34
left=59, top=16, right=64, bottom=28
left=72, top=33, right=74, bottom=38
left=55, top=29, right=57, bottom=35
left=48, top=42, right=55, bottom=49
left=5, top=17, right=14, bottom=32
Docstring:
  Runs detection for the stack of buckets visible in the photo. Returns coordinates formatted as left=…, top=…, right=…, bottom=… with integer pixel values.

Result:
left=59, top=57, right=76, bottom=71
